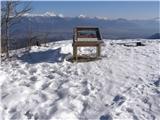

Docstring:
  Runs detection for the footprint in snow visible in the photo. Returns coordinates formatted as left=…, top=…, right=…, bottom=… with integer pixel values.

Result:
left=25, top=110, right=33, bottom=119
left=46, top=74, right=54, bottom=79
left=81, top=88, right=90, bottom=96
left=47, top=106, right=58, bottom=118
left=81, top=80, right=88, bottom=86
left=56, top=88, right=68, bottom=99
left=81, top=80, right=90, bottom=96
left=30, top=76, right=37, bottom=82
left=29, top=68, right=37, bottom=74
left=41, top=82, right=51, bottom=90
left=99, top=114, right=112, bottom=120
left=10, top=112, right=21, bottom=119
left=154, top=89, right=160, bottom=95
left=18, top=69, right=27, bottom=75
left=153, top=79, right=160, bottom=87
left=126, top=107, right=134, bottom=113
left=111, top=95, right=126, bottom=106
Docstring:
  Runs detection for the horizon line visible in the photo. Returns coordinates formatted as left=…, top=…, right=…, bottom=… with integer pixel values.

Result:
left=24, top=12, right=159, bottom=21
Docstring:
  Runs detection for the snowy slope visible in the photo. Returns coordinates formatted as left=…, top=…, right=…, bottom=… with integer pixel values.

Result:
left=0, top=39, right=160, bottom=120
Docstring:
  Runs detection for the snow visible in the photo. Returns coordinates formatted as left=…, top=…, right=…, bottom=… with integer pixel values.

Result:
left=44, top=12, right=56, bottom=17
left=95, top=16, right=108, bottom=20
left=78, top=14, right=87, bottom=18
left=0, top=39, right=160, bottom=120
left=23, top=11, right=62, bottom=17
left=58, top=14, right=64, bottom=18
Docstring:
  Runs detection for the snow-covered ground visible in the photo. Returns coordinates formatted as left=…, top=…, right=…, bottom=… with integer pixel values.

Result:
left=0, top=39, right=160, bottom=120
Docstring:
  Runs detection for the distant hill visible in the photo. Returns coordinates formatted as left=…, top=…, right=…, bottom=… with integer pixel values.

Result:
left=148, top=33, right=160, bottom=39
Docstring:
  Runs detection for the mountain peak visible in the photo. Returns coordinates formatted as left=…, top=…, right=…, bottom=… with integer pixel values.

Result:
left=78, top=14, right=87, bottom=18
left=44, top=11, right=56, bottom=17
left=95, top=16, right=108, bottom=20
left=58, top=13, right=64, bottom=18
left=148, top=33, right=160, bottom=39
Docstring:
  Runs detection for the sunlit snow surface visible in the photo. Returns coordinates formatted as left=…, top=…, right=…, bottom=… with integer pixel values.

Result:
left=0, top=39, right=160, bottom=120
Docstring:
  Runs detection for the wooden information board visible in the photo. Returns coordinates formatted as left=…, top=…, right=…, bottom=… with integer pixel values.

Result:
left=72, top=26, right=104, bottom=61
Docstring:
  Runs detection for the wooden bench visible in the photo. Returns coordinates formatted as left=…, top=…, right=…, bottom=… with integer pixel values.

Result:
left=72, top=26, right=104, bottom=61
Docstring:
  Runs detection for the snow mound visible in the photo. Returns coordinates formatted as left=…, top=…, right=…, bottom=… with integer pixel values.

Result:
left=1, top=39, right=160, bottom=120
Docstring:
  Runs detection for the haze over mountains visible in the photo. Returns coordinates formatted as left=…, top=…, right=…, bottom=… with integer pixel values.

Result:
left=9, top=12, right=159, bottom=48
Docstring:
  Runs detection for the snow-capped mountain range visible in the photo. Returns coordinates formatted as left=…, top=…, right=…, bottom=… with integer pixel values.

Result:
left=23, top=12, right=110, bottom=20
left=3, top=11, right=159, bottom=50
left=23, top=11, right=159, bottom=21
left=23, top=12, right=64, bottom=17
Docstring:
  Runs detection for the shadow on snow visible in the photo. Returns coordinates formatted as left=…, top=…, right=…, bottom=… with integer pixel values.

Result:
left=18, top=48, right=69, bottom=64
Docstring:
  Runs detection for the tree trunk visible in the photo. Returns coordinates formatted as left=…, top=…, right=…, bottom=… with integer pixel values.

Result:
left=5, top=20, right=9, bottom=58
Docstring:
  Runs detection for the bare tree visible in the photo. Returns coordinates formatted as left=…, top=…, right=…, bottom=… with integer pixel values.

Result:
left=43, top=32, right=49, bottom=46
left=27, top=28, right=38, bottom=51
left=1, top=1, right=31, bottom=58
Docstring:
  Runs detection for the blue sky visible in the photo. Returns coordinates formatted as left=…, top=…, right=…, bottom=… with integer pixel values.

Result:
left=29, top=1, right=159, bottom=19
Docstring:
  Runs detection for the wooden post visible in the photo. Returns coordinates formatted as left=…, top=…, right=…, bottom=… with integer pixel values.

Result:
left=73, top=45, right=77, bottom=61
left=97, top=45, right=101, bottom=57
left=76, top=47, right=78, bottom=61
